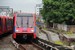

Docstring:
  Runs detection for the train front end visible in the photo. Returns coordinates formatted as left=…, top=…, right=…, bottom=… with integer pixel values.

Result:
left=13, top=13, right=36, bottom=39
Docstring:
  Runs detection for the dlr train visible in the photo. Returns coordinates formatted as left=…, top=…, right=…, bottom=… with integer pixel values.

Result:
left=0, top=16, right=13, bottom=35
left=13, top=13, right=36, bottom=40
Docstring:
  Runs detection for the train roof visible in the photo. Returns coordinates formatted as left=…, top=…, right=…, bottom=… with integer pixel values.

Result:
left=6, top=17, right=13, bottom=19
left=14, top=13, right=35, bottom=17
left=0, top=16, right=13, bottom=19
left=17, top=14, right=33, bottom=17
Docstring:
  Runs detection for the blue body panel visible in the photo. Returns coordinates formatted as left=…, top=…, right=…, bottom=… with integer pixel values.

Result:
left=14, top=26, right=15, bottom=33
left=34, top=26, right=36, bottom=33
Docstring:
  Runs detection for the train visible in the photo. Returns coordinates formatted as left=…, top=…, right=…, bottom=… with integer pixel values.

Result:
left=13, top=13, right=36, bottom=40
left=0, top=16, right=13, bottom=35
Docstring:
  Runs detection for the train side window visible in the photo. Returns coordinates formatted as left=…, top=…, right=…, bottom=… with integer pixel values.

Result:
left=10, top=19, right=11, bottom=25
left=13, top=17, right=14, bottom=26
left=7, top=19, right=9, bottom=29
left=5, top=19, right=7, bottom=29
left=9, top=19, right=10, bottom=25
left=8, top=19, right=9, bottom=25
left=7, top=19, right=9, bottom=25
left=0, top=18, right=1, bottom=26
left=11, top=19, right=12, bottom=25
left=1, top=18, right=3, bottom=31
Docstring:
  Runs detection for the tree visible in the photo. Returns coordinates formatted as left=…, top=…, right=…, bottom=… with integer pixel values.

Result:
left=40, top=0, right=75, bottom=25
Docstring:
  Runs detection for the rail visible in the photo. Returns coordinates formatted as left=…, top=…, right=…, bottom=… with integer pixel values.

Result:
left=11, top=35, right=72, bottom=50
left=33, top=37, right=72, bottom=50
left=11, top=36, right=44, bottom=50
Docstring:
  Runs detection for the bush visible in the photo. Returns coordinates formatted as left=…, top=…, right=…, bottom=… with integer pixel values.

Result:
left=53, top=40, right=67, bottom=46
left=71, top=42, right=75, bottom=46
left=55, top=28, right=73, bottom=34
left=36, top=19, right=40, bottom=23
left=42, top=28, right=49, bottom=30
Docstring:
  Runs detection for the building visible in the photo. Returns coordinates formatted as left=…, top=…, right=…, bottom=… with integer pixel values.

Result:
left=0, top=6, right=13, bottom=17
left=35, top=4, right=44, bottom=23
left=35, top=4, right=43, bottom=18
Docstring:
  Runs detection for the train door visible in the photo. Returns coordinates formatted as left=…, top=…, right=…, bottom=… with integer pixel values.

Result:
left=0, top=18, right=2, bottom=32
left=11, top=19, right=13, bottom=28
left=10, top=19, right=12, bottom=29
left=8, top=19, right=10, bottom=29
left=1, top=18, right=3, bottom=32
left=7, top=19, right=9, bottom=30
left=5, top=19, right=7, bottom=30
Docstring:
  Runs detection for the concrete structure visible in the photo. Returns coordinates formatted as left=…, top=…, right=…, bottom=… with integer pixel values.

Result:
left=53, top=23, right=75, bottom=33
left=35, top=4, right=43, bottom=16
left=35, top=4, right=44, bottom=23
left=35, top=4, right=43, bottom=17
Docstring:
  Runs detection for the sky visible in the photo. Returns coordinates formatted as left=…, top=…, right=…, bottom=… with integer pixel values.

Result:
left=0, top=0, right=42, bottom=13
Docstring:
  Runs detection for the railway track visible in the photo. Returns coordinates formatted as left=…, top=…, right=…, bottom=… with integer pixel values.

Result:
left=34, top=37, right=72, bottom=50
left=11, top=36, right=44, bottom=50
left=11, top=35, right=72, bottom=50
left=19, top=43, right=44, bottom=50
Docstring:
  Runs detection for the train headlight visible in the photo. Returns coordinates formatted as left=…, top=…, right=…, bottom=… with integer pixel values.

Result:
left=16, top=30, right=19, bottom=32
left=30, top=30, right=34, bottom=32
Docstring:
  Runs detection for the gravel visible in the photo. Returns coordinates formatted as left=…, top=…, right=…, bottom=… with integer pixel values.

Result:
left=0, top=34, right=17, bottom=50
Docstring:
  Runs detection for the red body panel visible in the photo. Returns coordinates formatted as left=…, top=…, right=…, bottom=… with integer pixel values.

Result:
left=3, top=16, right=13, bottom=33
left=0, top=16, right=13, bottom=35
left=0, top=16, right=3, bottom=35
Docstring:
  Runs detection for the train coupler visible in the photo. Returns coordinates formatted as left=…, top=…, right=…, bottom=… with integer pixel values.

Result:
left=23, top=34, right=27, bottom=39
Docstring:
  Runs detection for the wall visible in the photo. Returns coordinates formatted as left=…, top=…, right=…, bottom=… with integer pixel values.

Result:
left=41, top=23, right=47, bottom=28
left=53, top=23, right=75, bottom=33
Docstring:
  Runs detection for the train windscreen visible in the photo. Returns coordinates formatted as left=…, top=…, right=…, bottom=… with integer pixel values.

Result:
left=16, top=14, right=34, bottom=27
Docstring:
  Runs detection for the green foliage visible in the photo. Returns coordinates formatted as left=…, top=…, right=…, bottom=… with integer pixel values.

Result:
left=36, top=19, right=40, bottom=23
left=68, top=34, right=72, bottom=37
left=53, top=40, right=67, bottom=46
left=63, top=31, right=73, bottom=34
left=71, top=42, right=75, bottom=46
left=40, top=0, right=75, bottom=25
left=55, top=28, right=63, bottom=32
left=55, top=28, right=73, bottom=37
left=42, top=28, right=49, bottom=30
